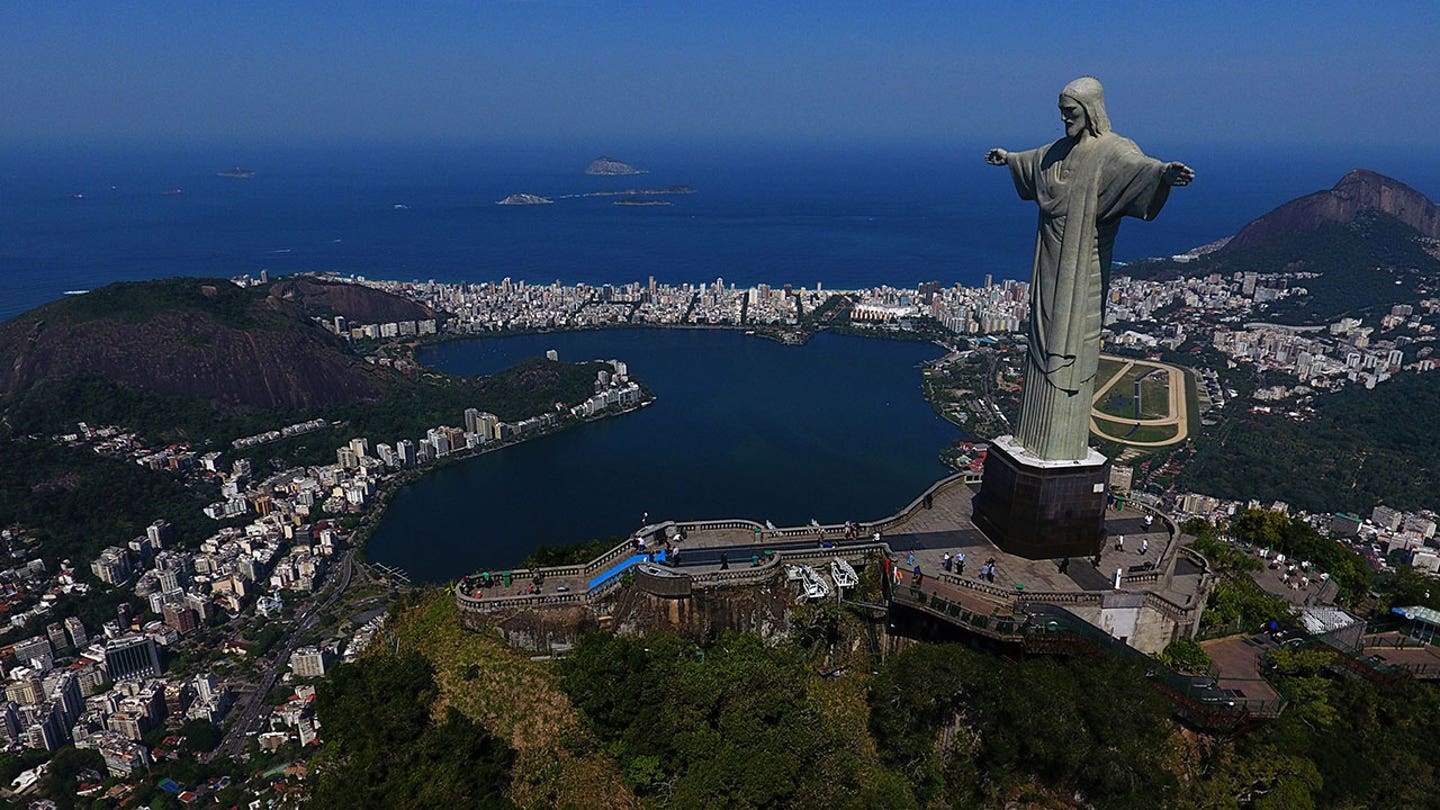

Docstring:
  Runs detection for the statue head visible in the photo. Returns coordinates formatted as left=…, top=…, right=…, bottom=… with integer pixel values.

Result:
left=1058, top=76, right=1111, bottom=139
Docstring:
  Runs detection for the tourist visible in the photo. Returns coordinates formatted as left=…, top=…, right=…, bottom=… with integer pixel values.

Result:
left=1115, top=534, right=1125, bottom=552
left=956, top=550, right=966, bottom=576
left=719, top=552, right=728, bottom=570
left=1141, top=538, right=1149, bottom=555
left=943, top=553, right=952, bottom=573
left=913, top=564, right=922, bottom=585
left=907, top=551, right=915, bottom=566
left=1059, top=557, right=1070, bottom=574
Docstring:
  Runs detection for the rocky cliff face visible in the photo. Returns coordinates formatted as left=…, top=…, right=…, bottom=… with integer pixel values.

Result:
left=265, top=277, right=434, bottom=325
left=1223, top=169, right=1440, bottom=254
left=0, top=279, right=400, bottom=410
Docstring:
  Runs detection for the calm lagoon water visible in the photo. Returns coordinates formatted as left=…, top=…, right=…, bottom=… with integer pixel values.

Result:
left=364, top=329, right=959, bottom=582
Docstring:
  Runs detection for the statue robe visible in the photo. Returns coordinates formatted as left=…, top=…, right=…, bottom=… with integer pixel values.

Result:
left=1007, top=132, right=1171, bottom=460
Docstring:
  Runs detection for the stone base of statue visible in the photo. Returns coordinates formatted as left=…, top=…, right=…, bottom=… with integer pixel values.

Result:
left=972, top=435, right=1109, bottom=560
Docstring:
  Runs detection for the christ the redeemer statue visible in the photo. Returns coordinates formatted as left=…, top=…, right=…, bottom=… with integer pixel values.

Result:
left=985, top=76, right=1193, bottom=461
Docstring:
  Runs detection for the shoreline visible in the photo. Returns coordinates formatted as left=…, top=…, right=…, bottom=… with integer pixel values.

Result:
left=354, top=328, right=965, bottom=583
left=345, top=394, right=654, bottom=581
left=375, top=317, right=957, bottom=366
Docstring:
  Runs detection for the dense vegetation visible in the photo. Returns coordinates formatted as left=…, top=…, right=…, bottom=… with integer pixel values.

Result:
left=308, top=586, right=1440, bottom=809
left=869, top=643, right=1178, bottom=808
left=558, top=631, right=907, bottom=809
left=0, top=439, right=229, bottom=566
left=3, top=356, right=609, bottom=459
left=1223, top=645, right=1440, bottom=809
left=311, top=651, right=515, bottom=809
left=1181, top=370, right=1440, bottom=514
left=47, top=277, right=268, bottom=328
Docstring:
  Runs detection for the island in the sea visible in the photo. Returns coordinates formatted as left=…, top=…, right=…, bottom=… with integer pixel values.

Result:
left=585, top=156, right=645, bottom=176
left=217, top=167, right=255, bottom=179
left=583, top=185, right=695, bottom=197
left=496, top=193, right=553, bottom=206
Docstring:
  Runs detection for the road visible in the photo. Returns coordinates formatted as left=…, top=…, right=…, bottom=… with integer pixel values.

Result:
left=208, top=547, right=357, bottom=761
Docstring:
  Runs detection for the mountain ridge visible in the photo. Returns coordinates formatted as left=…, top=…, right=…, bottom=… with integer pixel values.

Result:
left=1222, top=168, right=1440, bottom=254
left=0, top=278, right=409, bottom=412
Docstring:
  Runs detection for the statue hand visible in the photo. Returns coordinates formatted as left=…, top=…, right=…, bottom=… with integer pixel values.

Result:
left=1162, top=162, right=1194, bottom=186
left=985, top=148, right=1009, bottom=166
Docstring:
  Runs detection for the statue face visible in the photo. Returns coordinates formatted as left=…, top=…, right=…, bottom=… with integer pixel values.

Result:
left=1058, top=96, right=1088, bottom=139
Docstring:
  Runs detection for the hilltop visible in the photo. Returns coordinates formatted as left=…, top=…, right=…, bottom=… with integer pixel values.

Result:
left=1128, top=169, right=1440, bottom=324
left=1223, top=169, right=1440, bottom=253
left=265, top=276, right=434, bottom=325
left=0, top=278, right=405, bottom=413
left=584, top=156, right=644, bottom=176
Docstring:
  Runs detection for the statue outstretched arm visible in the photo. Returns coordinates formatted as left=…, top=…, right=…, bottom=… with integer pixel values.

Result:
left=1162, top=161, right=1194, bottom=186
left=985, top=148, right=1009, bottom=166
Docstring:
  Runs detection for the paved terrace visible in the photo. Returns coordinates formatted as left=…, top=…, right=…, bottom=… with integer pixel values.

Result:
left=456, top=471, right=1209, bottom=625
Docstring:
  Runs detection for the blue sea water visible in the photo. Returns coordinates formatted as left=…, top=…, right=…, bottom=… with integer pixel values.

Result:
left=4, top=139, right=1437, bottom=323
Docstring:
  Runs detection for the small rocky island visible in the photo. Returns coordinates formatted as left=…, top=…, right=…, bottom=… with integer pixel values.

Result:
left=585, top=156, right=645, bottom=176
left=496, top=193, right=553, bottom=206
left=584, top=185, right=695, bottom=197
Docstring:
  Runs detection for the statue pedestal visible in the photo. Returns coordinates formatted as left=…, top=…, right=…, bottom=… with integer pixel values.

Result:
left=972, top=435, right=1109, bottom=559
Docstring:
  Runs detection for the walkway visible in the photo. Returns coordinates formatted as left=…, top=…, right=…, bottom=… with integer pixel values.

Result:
left=457, top=472, right=1204, bottom=628
left=1199, top=635, right=1285, bottom=714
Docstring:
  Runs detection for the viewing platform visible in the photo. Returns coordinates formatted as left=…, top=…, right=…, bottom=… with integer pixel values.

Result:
left=455, top=469, right=1212, bottom=654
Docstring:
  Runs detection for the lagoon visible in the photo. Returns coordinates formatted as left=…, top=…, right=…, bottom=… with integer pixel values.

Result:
left=365, top=329, right=960, bottom=582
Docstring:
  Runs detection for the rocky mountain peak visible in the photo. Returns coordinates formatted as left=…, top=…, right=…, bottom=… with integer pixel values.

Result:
left=1222, top=169, right=1440, bottom=254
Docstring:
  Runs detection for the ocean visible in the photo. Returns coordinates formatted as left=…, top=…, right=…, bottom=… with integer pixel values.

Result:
left=5, top=139, right=1437, bottom=323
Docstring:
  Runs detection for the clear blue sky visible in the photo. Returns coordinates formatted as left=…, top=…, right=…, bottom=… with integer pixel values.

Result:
left=3, top=1, right=1438, bottom=147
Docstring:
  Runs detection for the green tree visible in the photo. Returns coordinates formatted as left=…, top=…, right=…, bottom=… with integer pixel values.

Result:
left=39, top=746, right=106, bottom=810
left=178, top=719, right=223, bottom=754
left=868, top=643, right=1178, bottom=808
left=559, top=631, right=910, bottom=809
left=311, top=652, right=515, bottom=810
left=1159, top=638, right=1212, bottom=673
